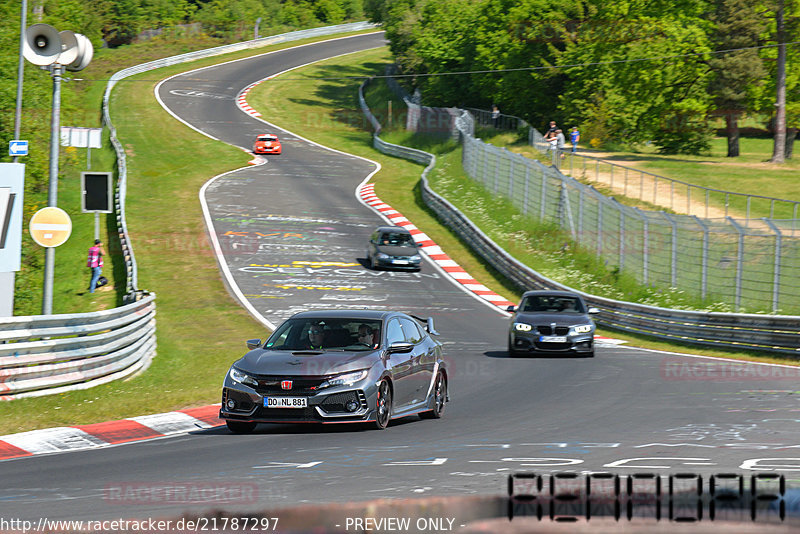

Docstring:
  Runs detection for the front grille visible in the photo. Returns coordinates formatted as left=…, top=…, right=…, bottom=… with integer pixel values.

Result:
left=320, top=391, right=368, bottom=414
left=536, top=325, right=570, bottom=336
left=533, top=341, right=573, bottom=351
left=253, top=376, right=327, bottom=396
left=256, top=407, right=318, bottom=421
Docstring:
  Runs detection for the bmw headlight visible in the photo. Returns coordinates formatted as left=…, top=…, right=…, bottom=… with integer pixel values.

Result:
left=514, top=322, right=533, bottom=332
left=320, top=369, right=368, bottom=389
left=229, top=367, right=258, bottom=387
left=571, top=324, right=594, bottom=334
left=377, top=253, right=389, bottom=260
left=411, top=254, right=421, bottom=262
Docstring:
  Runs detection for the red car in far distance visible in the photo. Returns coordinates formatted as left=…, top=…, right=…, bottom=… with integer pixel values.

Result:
left=253, top=134, right=282, bottom=155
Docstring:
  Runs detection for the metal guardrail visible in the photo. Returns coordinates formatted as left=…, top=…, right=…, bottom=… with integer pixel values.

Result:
left=359, top=79, right=800, bottom=356
left=0, top=295, right=157, bottom=399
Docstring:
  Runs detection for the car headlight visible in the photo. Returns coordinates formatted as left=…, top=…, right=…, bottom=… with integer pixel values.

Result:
left=377, top=253, right=389, bottom=260
left=514, top=322, right=533, bottom=332
left=571, top=324, right=594, bottom=334
left=229, top=367, right=258, bottom=387
left=319, top=370, right=368, bottom=389
left=411, top=254, right=421, bottom=261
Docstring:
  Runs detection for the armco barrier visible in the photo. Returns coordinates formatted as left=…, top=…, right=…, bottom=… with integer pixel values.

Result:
left=359, top=79, right=800, bottom=357
left=0, top=23, right=378, bottom=400
left=0, top=295, right=156, bottom=399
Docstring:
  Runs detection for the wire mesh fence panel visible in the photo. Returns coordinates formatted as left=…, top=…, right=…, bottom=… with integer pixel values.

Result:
left=438, top=111, right=800, bottom=314
left=642, top=218, right=677, bottom=290
left=777, top=240, right=800, bottom=313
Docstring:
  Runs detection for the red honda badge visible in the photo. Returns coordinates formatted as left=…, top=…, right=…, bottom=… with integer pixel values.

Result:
left=281, top=380, right=292, bottom=390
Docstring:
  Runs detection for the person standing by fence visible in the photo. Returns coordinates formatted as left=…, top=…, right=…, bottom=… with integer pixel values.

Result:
left=87, top=239, right=106, bottom=293
left=570, top=126, right=580, bottom=153
left=556, top=129, right=566, bottom=160
left=545, top=120, right=558, bottom=140
left=491, top=105, right=500, bottom=128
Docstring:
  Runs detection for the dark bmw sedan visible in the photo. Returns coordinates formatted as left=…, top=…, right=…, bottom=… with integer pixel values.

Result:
left=220, top=310, right=448, bottom=433
left=507, top=290, right=599, bottom=357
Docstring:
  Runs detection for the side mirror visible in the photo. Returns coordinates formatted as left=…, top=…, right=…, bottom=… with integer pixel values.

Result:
left=426, top=317, right=439, bottom=336
left=246, top=339, right=262, bottom=350
left=387, top=341, right=413, bottom=354
left=588, top=307, right=600, bottom=315
left=506, top=305, right=516, bottom=312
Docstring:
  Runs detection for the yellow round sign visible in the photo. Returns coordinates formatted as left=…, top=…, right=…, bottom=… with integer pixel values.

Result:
left=29, top=207, right=72, bottom=247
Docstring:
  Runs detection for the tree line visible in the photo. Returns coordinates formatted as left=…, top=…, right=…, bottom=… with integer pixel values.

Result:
left=365, top=0, right=799, bottom=158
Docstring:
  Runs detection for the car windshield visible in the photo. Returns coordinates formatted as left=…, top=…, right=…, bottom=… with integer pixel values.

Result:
left=264, top=318, right=382, bottom=351
left=521, top=295, right=584, bottom=313
left=257, top=135, right=275, bottom=141
left=380, top=232, right=414, bottom=246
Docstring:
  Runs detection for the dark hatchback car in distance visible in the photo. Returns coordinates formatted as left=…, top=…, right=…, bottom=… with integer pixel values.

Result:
left=366, top=226, right=422, bottom=271
left=507, top=290, right=599, bottom=357
left=220, top=310, right=448, bottom=433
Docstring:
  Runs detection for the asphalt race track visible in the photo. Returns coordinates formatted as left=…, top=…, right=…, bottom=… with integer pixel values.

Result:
left=3, top=32, right=800, bottom=526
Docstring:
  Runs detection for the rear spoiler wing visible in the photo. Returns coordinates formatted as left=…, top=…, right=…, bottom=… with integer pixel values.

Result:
left=409, top=314, right=439, bottom=336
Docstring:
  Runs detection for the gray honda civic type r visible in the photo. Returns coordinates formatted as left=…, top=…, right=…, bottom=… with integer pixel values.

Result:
left=220, top=310, right=448, bottom=433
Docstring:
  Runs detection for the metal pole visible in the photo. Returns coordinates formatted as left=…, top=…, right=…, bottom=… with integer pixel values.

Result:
left=13, top=0, right=28, bottom=164
left=726, top=217, right=745, bottom=310
left=635, top=208, right=649, bottom=285
left=763, top=218, right=783, bottom=313
left=42, top=64, right=62, bottom=315
left=662, top=212, right=678, bottom=288
left=693, top=216, right=709, bottom=301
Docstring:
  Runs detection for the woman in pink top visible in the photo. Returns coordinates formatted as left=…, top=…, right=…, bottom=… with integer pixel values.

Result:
left=87, top=239, right=106, bottom=293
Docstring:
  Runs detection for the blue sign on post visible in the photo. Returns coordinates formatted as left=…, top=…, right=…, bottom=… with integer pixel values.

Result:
left=9, top=140, right=28, bottom=157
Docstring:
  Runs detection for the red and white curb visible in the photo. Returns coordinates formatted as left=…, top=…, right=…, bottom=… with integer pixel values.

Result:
left=238, top=81, right=271, bottom=165
left=358, top=183, right=517, bottom=310
left=237, top=80, right=264, bottom=118
left=0, top=405, right=223, bottom=461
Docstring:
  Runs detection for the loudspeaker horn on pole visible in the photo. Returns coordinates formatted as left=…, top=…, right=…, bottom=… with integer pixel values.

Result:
left=65, top=33, right=93, bottom=72
left=58, top=30, right=80, bottom=66
left=23, top=23, right=62, bottom=66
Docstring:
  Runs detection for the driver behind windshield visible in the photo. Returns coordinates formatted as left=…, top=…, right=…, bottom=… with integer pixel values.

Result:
left=303, top=322, right=325, bottom=349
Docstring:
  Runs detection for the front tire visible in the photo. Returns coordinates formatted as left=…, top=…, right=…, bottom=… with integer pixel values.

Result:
left=226, top=420, right=257, bottom=434
left=420, top=372, right=446, bottom=419
left=374, top=380, right=392, bottom=429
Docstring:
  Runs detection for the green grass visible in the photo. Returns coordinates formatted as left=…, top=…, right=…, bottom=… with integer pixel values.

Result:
left=5, top=36, right=798, bottom=435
